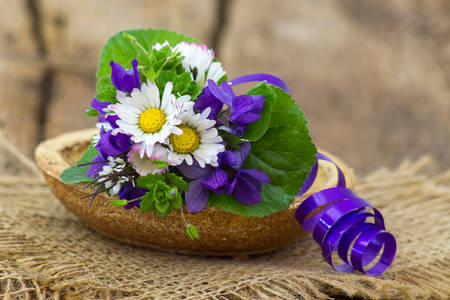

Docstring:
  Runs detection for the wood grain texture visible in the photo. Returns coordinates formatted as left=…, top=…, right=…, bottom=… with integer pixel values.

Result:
left=0, top=0, right=39, bottom=59
left=0, top=61, right=43, bottom=156
left=44, top=70, right=96, bottom=138
left=220, top=0, right=450, bottom=174
left=39, top=0, right=217, bottom=64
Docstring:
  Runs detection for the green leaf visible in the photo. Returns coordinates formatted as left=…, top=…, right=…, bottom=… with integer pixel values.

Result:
left=220, top=130, right=243, bottom=150
left=209, top=86, right=317, bottom=217
left=60, top=146, right=99, bottom=184
left=140, top=192, right=155, bottom=213
left=155, top=70, right=177, bottom=95
left=136, top=173, right=164, bottom=188
left=136, top=173, right=187, bottom=217
left=244, top=87, right=317, bottom=196
left=170, top=191, right=183, bottom=210
left=216, top=74, right=228, bottom=86
left=209, top=185, right=292, bottom=218
left=94, top=88, right=116, bottom=103
left=152, top=159, right=168, bottom=169
left=122, top=32, right=137, bottom=43
left=110, top=199, right=128, bottom=207
left=186, top=224, right=199, bottom=240
left=155, top=196, right=171, bottom=215
left=85, top=107, right=100, bottom=117
left=189, top=83, right=203, bottom=101
left=96, top=29, right=199, bottom=100
left=173, top=72, right=193, bottom=95
left=165, top=173, right=189, bottom=192
left=242, top=82, right=276, bottom=141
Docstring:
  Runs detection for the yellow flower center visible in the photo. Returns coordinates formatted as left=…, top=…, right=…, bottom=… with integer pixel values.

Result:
left=139, top=108, right=166, bottom=133
left=169, top=125, right=200, bottom=154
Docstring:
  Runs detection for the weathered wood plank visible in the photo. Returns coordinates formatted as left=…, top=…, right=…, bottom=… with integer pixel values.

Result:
left=220, top=0, right=450, bottom=173
left=39, top=0, right=217, bottom=64
left=0, top=61, right=43, bottom=157
left=44, top=70, right=97, bottom=139
left=0, top=0, right=38, bottom=59
left=0, top=0, right=43, bottom=159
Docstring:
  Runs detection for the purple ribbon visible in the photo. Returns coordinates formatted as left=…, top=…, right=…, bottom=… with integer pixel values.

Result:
left=295, top=153, right=396, bottom=276
left=227, top=73, right=291, bottom=94
left=228, top=74, right=396, bottom=276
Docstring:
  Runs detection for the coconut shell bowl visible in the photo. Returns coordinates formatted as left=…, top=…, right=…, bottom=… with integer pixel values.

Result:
left=35, top=128, right=355, bottom=256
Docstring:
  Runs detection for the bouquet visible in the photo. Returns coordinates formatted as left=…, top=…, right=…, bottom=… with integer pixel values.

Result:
left=61, top=29, right=317, bottom=238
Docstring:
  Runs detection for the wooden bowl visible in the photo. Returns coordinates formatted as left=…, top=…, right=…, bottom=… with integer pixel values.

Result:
left=35, top=128, right=355, bottom=256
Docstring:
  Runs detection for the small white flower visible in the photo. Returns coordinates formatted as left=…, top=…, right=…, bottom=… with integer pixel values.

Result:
left=167, top=107, right=225, bottom=167
left=128, top=144, right=168, bottom=176
left=92, top=133, right=100, bottom=146
left=152, top=40, right=170, bottom=51
left=174, top=42, right=226, bottom=86
left=110, top=81, right=192, bottom=158
left=97, top=157, right=128, bottom=196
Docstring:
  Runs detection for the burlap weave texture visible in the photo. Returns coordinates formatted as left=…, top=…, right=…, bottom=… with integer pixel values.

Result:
left=0, top=152, right=449, bottom=299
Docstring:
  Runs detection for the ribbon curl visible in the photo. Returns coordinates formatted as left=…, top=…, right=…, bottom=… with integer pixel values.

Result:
left=296, top=153, right=396, bottom=276
left=227, top=74, right=396, bottom=276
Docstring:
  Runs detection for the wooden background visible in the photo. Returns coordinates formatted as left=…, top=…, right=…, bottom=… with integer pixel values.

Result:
left=1, top=0, right=449, bottom=175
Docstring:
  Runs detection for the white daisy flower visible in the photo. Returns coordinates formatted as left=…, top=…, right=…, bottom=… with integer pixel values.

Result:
left=167, top=107, right=225, bottom=168
left=110, top=81, right=192, bottom=158
left=174, top=42, right=226, bottom=86
left=128, top=144, right=168, bottom=176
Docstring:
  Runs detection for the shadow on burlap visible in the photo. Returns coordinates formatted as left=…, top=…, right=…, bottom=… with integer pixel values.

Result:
left=0, top=136, right=449, bottom=299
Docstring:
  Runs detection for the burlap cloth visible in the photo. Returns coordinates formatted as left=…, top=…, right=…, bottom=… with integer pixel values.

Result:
left=0, top=135, right=449, bottom=299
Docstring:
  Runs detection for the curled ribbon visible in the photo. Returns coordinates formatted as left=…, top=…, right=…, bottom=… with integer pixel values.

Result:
left=227, top=74, right=396, bottom=276
left=296, top=153, right=396, bottom=276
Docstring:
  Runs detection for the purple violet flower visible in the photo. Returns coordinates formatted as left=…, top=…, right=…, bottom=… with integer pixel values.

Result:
left=110, top=59, right=141, bottom=93
left=219, top=143, right=271, bottom=205
left=90, top=98, right=119, bottom=129
left=177, top=161, right=214, bottom=213
left=177, top=142, right=271, bottom=213
left=118, top=183, right=147, bottom=209
left=194, top=80, right=265, bottom=136
left=96, top=127, right=132, bottom=158
left=86, top=128, right=132, bottom=179
left=91, top=98, right=110, bottom=123
left=87, top=154, right=108, bottom=178
left=194, top=85, right=224, bottom=120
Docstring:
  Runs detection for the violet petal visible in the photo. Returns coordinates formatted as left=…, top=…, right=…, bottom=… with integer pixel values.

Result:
left=87, top=154, right=107, bottom=178
left=110, top=60, right=141, bottom=93
left=131, top=59, right=141, bottom=89
left=201, top=167, right=228, bottom=191
left=106, top=114, right=120, bottom=129
left=207, top=80, right=233, bottom=107
left=185, top=179, right=210, bottom=213
left=240, top=168, right=271, bottom=184
left=219, top=81, right=236, bottom=100
left=177, top=161, right=212, bottom=180
left=119, top=183, right=146, bottom=209
left=230, top=142, right=251, bottom=169
left=220, top=151, right=238, bottom=169
left=96, top=128, right=131, bottom=157
left=229, top=95, right=264, bottom=125
left=91, top=98, right=110, bottom=114
left=233, top=175, right=261, bottom=205
left=194, top=86, right=223, bottom=120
